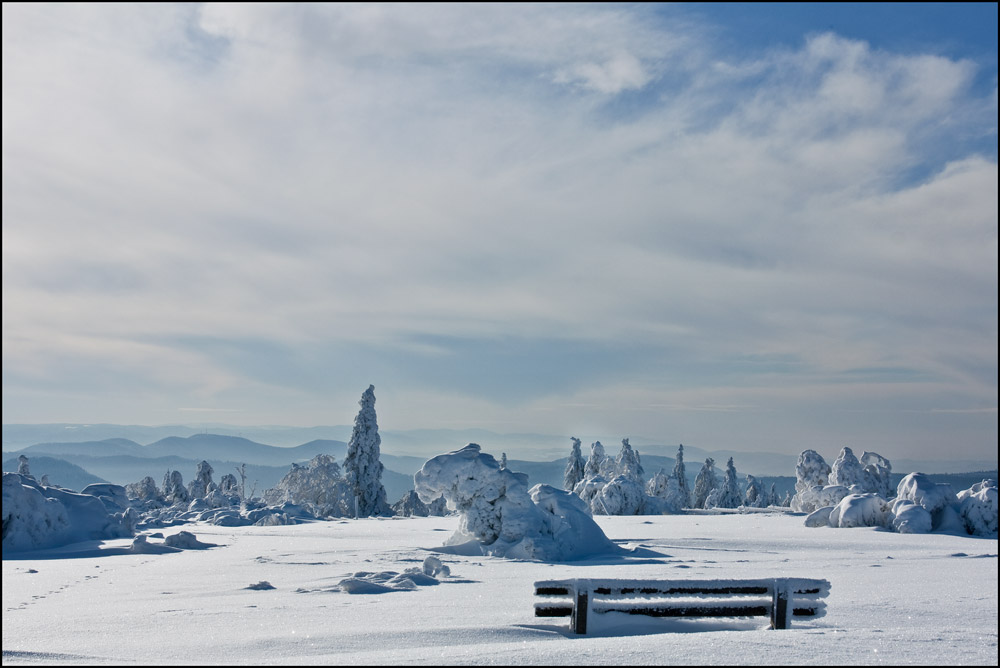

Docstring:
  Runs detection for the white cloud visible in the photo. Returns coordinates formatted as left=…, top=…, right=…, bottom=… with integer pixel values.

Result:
left=2, top=4, right=995, bottom=459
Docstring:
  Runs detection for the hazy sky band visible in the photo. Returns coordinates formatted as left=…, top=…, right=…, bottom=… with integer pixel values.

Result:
left=2, top=3, right=996, bottom=460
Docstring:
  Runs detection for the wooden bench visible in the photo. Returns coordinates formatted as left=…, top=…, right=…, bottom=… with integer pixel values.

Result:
left=534, top=577, right=830, bottom=634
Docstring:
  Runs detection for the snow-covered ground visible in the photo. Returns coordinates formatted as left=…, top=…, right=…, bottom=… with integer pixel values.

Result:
left=2, top=512, right=997, bottom=665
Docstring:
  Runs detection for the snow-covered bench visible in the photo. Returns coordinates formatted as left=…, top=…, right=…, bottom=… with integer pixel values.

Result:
left=534, top=577, right=830, bottom=634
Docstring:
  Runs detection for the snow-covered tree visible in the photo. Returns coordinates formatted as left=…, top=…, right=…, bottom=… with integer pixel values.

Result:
left=564, top=437, right=585, bottom=491
left=343, top=385, right=391, bottom=517
left=830, top=447, right=865, bottom=489
left=791, top=449, right=834, bottom=512
left=187, top=460, right=215, bottom=499
left=500, top=453, right=507, bottom=470
left=672, top=444, right=690, bottom=508
left=162, top=470, right=189, bottom=505
left=584, top=441, right=609, bottom=479
left=767, top=483, right=779, bottom=507
left=646, top=468, right=687, bottom=513
left=264, top=454, right=353, bottom=517
left=414, top=443, right=620, bottom=560
left=614, top=438, right=643, bottom=482
left=392, top=490, right=449, bottom=517
left=17, top=455, right=31, bottom=477
left=709, top=457, right=742, bottom=509
left=861, top=451, right=893, bottom=498
left=744, top=474, right=764, bottom=508
left=693, top=458, right=718, bottom=509
left=125, top=476, right=162, bottom=504
left=218, top=473, right=239, bottom=496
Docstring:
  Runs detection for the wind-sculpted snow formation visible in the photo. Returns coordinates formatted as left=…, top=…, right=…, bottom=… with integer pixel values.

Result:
left=414, top=443, right=621, bottom=561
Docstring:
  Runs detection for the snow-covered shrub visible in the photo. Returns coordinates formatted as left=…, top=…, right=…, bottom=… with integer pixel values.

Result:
left=414, top=444, right=619, bottom=561
left=793, top=484, right=850, bottom=514
left=804, top=506, right=834, bottom=528
left=343, top=385, right=391, bottom=517
left=957, top=479, right=998, bottom=536
left=264, top=454, right=353, bottom=517
left=828, top=493, right=893, bottom=528
left=891, top=500, right=933, bottom=534
left=594, top=474, right=646, bottom=515
left=892, top=473, right=958, bottom=524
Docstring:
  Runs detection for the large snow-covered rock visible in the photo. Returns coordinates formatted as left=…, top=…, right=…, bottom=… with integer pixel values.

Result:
left=414, top=444, right=620, bottom=561
left=2, top=473, right=132, bottom=553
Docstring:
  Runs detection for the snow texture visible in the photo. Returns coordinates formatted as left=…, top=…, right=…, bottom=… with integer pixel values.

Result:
left=413, top=443, right=620, bottom=561
left=342, top=385, right=391, bottom=517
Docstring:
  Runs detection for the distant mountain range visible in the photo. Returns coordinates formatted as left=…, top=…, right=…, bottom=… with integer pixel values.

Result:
left=4, top=424, right=995, bottom=504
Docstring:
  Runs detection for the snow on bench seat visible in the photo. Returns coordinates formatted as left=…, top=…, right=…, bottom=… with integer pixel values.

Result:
left=534, top=578, right=830, bottom=634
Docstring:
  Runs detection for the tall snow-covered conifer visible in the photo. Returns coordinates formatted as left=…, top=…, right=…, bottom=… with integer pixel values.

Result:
left=672, top=444, right=690, bottom=508
left=343, top=385, right=391, bottom=517
left=564, top=437, right=585, bottom=491
left=693, top=457, right=718, bottom=509
left=716, top=457, right=743, bottom=508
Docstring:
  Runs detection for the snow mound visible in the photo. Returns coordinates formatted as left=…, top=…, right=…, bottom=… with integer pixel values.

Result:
left=245, top=581, right=276, bottom=590
left=164, top=530, right=217, bottom=549
left=414, top=444, right=621, bottom=561
left=338, top=566, right=446, bottom=594
left=2, top=472, right=132, bottom=553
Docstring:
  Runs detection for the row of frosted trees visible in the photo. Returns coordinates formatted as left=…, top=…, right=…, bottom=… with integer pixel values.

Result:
left=562, top=439, right=788, bottom=515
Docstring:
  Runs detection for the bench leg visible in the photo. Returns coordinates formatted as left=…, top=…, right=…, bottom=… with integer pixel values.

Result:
left=771, top=582, right=788, bottom=630
left=571, top=588, right=589, bottom=634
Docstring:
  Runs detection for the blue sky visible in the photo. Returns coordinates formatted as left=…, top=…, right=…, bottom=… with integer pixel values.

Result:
left=2, top=3, right=996, bottom=461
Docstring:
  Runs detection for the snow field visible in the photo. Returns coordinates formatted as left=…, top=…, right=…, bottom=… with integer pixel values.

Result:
left=2, top=512, right=996, bottom=665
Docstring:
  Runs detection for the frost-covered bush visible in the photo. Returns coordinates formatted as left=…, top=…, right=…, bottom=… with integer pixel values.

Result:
left=828, top=493, right=893, bottom=528
left=264, top=454, right=353, bottom=518
left=414, top=444, right=620, bottom=561
left=343, top=385, right=391, bottom=517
